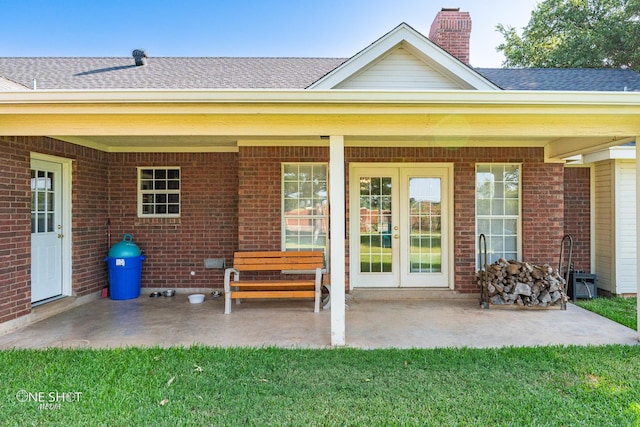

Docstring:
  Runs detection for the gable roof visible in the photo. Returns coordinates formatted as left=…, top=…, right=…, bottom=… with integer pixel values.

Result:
left=309, top=23, right=498, bottom=90
left=477, top=68, right=640, bottom=92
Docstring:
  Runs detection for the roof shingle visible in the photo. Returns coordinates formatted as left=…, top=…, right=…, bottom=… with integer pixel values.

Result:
left=1, top=56, right=639, bottom=92
left=0, top=57, right=347, bottom=90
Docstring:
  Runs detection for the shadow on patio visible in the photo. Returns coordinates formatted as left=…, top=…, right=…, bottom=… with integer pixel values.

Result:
left=0, top=292, right=636, bottom=349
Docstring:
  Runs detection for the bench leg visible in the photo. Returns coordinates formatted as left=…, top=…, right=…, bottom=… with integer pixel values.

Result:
left=224, top=293, right=231, bottom=314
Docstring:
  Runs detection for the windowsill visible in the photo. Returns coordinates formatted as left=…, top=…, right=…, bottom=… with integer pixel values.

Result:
left=135, top=217, right=181, bottom=226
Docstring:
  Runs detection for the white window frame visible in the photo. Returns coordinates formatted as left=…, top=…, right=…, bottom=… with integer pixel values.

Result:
left=281, top=162, right=329, bottom=269
left=137, top=167, right=181, bottom=218
left=476, top=163, right=522, bottom=267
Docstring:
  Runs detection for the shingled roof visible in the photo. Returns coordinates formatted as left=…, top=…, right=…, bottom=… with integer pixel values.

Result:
left=476, top=68, right=640, bottom=92
left=0, top=56, right=639, bottom=91
left=0, top=57, right=347, bottom=90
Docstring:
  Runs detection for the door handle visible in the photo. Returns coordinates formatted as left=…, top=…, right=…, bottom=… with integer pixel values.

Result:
left=393, top=234, right=399, bottom=239
left=57, top=233, right=64, bottom=239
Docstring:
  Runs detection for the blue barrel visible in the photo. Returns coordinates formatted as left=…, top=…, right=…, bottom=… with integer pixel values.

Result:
left=105, top=234, right=145, bottom=300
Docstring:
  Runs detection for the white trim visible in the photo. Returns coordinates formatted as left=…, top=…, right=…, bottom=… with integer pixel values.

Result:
left=2, top=89, right=640, bottom=107
left=309, top=24, right=498, bottom=90
left=583, top=145, right=637, bottom=163
left=590, top=164, right=596, bottom=274
left=636, top=140, right=640, bottom=342
left=30, top=152, right=73, bottom=300
left=348, top=162, right=454, bottom=289
left=475, top=163, right=523, bottom=266
left=137, top=167, right=181, bottom=218
left=280, top=162, right=329, bottom=259
left=329, top=136, right=346, bottom=347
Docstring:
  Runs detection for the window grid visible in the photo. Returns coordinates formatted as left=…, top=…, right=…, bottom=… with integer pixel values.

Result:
left=31, top=169, right=55, bottom=233
left=476, top=164, right=520, bottom=267
left=359, top=176, right=392, bottom=273
left=282, top=163, right=328, bottom=264
left=138, top=167, right=181, bottom=217
left=409, top=179, right=442, bottom=273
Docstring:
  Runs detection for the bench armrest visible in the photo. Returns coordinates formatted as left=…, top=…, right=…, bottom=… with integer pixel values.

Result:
left=223, top=268, right=239, bottom=292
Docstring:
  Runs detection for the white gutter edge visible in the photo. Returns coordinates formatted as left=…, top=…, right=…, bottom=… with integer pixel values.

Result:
left=1, top=89, right=640, bottom=106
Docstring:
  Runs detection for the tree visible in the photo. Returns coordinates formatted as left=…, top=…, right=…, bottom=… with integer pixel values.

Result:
left=497, top=0, right=640, bottom=71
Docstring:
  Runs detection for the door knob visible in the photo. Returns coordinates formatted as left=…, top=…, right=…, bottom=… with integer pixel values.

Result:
left=57, top=233, right=64, bottom=239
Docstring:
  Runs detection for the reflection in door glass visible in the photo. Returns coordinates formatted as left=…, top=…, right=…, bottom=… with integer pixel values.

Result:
left=408, top=178, right=442, bottom=273
left=359, top=176, right=392, bottom=273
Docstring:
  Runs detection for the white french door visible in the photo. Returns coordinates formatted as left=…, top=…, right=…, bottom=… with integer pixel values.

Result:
left=30, top=158, right=65, bottom=303
left=350, top=164, right=451, bottom=288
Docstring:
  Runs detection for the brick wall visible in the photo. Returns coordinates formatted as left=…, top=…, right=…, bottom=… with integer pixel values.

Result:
left=237, top=146, right=330, bottom=251
left=563, top=167, right=591, bottom=272
left=0, top=136, right=109, bottom=323
left=0, top=137, right=32, bottom=323
left=346, top=146, right=563, bottom=293
left=108, top=152, right=238, bottom=289
left=236, top=145, right=563, bottom=294
left=0, top=138, right=569, bottom=325
left=521, top=161, right=565, bottom=263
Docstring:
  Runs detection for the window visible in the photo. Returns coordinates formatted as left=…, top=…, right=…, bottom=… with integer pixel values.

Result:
left=282, top=163, right=328, bottom=261
left=138, top=167, right=181, bottom=217
left=476, top=164, right=520, bottom=266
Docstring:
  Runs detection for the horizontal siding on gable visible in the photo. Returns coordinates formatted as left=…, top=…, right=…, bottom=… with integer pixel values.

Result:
left=336, top=46, right=463, bottom=90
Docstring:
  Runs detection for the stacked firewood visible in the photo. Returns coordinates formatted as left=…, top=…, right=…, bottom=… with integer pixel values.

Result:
left=477, top=258, right=567, bottom=307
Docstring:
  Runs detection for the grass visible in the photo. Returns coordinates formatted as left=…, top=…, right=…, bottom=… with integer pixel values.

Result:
left=2, top=345, right=640, bottom=426
left=576, top=296, right=637, bottom=331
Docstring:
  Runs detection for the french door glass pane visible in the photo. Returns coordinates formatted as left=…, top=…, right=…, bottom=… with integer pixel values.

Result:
left=359, top=176, right=392, bottom=273
left=408, top=178, right=442, bottom=273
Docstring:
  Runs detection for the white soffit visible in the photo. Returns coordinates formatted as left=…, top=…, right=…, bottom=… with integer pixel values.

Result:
left=308, top=23, right=499, bottom=91
left=583, top=144, right=637, bottom=163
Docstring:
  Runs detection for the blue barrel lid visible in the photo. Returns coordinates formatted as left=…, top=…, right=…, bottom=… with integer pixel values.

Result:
left=108, top=234, right=142, bottom=258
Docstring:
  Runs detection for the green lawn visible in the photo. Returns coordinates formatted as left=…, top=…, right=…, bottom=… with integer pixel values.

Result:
left=576, top=296, right=637, bottom=331
left=2, top=345, right=640, bottom=426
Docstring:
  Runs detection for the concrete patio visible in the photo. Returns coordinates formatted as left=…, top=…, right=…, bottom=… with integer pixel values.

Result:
left=0, top=291, right=637, bottom=349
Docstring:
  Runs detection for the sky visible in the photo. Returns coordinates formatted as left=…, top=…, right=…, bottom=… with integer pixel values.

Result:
left=1, top=0, right=541, bottom=67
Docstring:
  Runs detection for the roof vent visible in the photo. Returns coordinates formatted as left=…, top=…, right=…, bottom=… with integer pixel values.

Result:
left=132, top=49, right=147, bottom=66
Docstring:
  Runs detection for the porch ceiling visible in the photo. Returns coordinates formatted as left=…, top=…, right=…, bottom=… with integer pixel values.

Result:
left=1, top=89, right=639, bottom=160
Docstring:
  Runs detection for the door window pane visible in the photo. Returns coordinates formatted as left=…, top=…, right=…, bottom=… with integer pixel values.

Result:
left=408, top=177, right=442, bottom=273
left=359, top=176, right=393, bottom=273
left=31, top=168, right=56, bottom=233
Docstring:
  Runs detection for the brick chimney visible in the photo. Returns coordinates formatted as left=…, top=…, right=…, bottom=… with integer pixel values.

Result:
left=428, top=8, right=472, bottom=65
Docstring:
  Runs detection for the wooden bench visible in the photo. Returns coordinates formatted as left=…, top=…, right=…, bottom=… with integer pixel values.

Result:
left=223, top=251, right=324, bottom=314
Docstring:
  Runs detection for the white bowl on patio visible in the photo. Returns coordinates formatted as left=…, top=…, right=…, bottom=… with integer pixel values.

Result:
left=188, top=294, right=205, bottom=304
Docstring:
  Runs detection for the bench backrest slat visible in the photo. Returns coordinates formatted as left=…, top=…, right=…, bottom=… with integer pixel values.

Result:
left=233, top=251, right=323, bottom=271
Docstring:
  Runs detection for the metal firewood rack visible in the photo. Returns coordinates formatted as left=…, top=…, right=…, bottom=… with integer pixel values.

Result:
left=478, top=233, right=573, bottom=310
left=478, top=233, right=489, bottom=309
left=558, top=234, right=573, bottom=310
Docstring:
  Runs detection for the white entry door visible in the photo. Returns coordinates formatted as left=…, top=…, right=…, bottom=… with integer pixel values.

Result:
left=350, top=164, right=451, bottom=288
left=31, top=158, right=64, bottom=302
